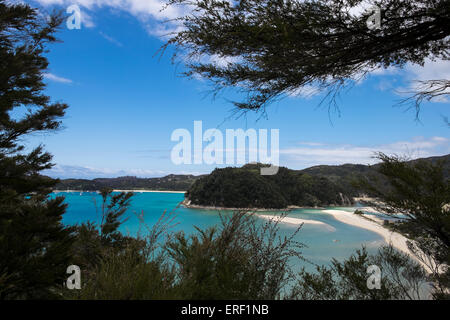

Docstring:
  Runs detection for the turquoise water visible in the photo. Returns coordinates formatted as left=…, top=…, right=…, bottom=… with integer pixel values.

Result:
left=54, top=191, right=384, bottom=272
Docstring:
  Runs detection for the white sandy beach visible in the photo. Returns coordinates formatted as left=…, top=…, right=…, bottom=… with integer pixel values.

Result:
left=322, top=209, right=431, bottom=271
left=258, top=209, right=431, bottom=272
left=257, top=214, right=336, bottom=231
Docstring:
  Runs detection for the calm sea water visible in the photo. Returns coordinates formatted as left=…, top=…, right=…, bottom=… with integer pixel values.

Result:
left=54, top=191, right=384, bottom=272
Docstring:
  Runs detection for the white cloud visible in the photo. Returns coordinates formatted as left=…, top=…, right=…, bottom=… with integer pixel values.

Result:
left=32, top=0, right=449, bottom=103
left=44, top=164, right=208, bottom=179
left=287, top=85, right=322, bottom=99
left=34, top=0, right=188, bottom=32
left=281, top=136, right=450, bottom=169
left=99, top=31, right=123, bottom=46
left=297, top=142, right=326, bottom=147
left=44, top=164, right=168, bottom=179
left=43, top=72, right=73, bottom=83
left=406, top=59, right=450, bottom=81
left=399, top=59, right=450, bottom=102
left=368, top=59, right=450, bottom=103
left=348, top=0, right=376, bottom=17
left=80, top=8, right=95, bottom=28
left=43, top=137, right=449, bottom=178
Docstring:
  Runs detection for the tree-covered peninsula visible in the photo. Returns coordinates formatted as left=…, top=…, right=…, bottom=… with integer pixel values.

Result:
left=185, top=164, right=354, bottom=209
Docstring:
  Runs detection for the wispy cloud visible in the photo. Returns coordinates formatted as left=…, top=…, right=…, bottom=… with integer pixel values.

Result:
left=80, top=9, right=95, bottom=28
left=287, top=85, right=322, bottom=99
left=44, top=164, right=168, bottom=179
left=34, top=0, right=188, bottom=35
left=99, top=31, right=123, bottom=47
left=297, top=142, right=326, bottom=147
left=43, top=164, right=208, bottom=179
left=281, top=136, right=450, bottom=169
left=33, top=0, right=449, bottom=105
left=43, top=72, right=73, bottom=84
left=369, top=58, right=450, bottom=103
left=398, top=59, right=450, bottom=103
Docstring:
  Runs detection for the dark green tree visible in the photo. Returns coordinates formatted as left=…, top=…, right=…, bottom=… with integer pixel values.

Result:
left=166, top=211, right=304, bottom=299
left=97, top=189, right=134, bottom=245
left=164, top=0, right=449, bottom=113
left=66, top=205, right=180, bottom=300
left=360, top=153, right=450, bottom=299
left=68, top=189, right=135, bottom=274
left=0, top=1, right=73, bottom=299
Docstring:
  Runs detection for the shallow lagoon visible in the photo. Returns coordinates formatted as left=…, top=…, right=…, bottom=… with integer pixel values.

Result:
left=55, top=191, right=384, bottom=272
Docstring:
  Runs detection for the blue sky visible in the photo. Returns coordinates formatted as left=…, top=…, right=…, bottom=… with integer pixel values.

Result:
left=19, top=0, right=450, bottom=178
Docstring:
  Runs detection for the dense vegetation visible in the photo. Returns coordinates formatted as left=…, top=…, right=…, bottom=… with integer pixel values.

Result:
left=360, top=153, right=450, bottom=299
left=55, top=174, right=203, bottom=191
left=303, top=155, right=450, bottom=197
left=164, top=0, right=449, bottom=113
left=55, top=155, right=449, bottom=203
left=1, top=0, right=448, bottom=301
left=0, top=1, right=73, bottom=299
left=66, top=204, right=431, bottom=300
left=185, top=157, right=449, bottom=209
left=66, top=151, right=450, bottom=300
left=65, top=194, right=305, bottom=300
left=186, top=164, right=355, bottom=208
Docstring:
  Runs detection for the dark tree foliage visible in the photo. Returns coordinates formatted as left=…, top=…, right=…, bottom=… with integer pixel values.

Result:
left=166, top=212, right=304, bottom=299
left=361, top=153, right=450, bottom=299
left=186, top=164, right=353, bottom=209
left=55, top=174, right=203, bottom=191
left=97, top=189, right=134, bottom=246
left=68, top=189, right=136, bottom=274
left=187, top=166, right=289, bottom=208
left=164, top=0, right=449, bottom=112
left=66, top=192, right=171, bottom=299
left=66, top=211, right=304, bottom=300
left=290, top=246, right=428, bottom=300
left=0, top=1, right=73, bottom=299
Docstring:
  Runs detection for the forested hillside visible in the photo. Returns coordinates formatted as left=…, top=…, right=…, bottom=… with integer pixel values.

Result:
left=186, top=155, right=450, bottom=209
left=186, top=164, right=354, bottom=209
left=55, top=174, right=203, bottom=191
left=54, top=155, right=449, bottom=199
left=302, top=154, right=450, bottom=196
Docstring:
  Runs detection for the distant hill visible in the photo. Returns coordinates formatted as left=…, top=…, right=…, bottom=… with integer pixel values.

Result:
left=300, top=154, right=450, bottom=196
left=54, top=154, right=450, bottom=202
left=55, top=174, right=204, bottom=191
left=185, top=154, right=450, bottom=209
left=300, top=163, right=377, bottom=197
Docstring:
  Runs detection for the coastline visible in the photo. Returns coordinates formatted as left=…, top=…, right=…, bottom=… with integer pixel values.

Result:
left=181, top=200, right=328, bottom=211
left=53, top=189, right=186, bottom=194
left=322, top=209, right=431, bottom=271
left=112, top=189, right=186, bottom=194
left=182, top=203, right=293, bottom=212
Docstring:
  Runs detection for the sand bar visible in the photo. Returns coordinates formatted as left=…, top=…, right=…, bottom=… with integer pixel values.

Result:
left=257, top=214, right=336, bottom=231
